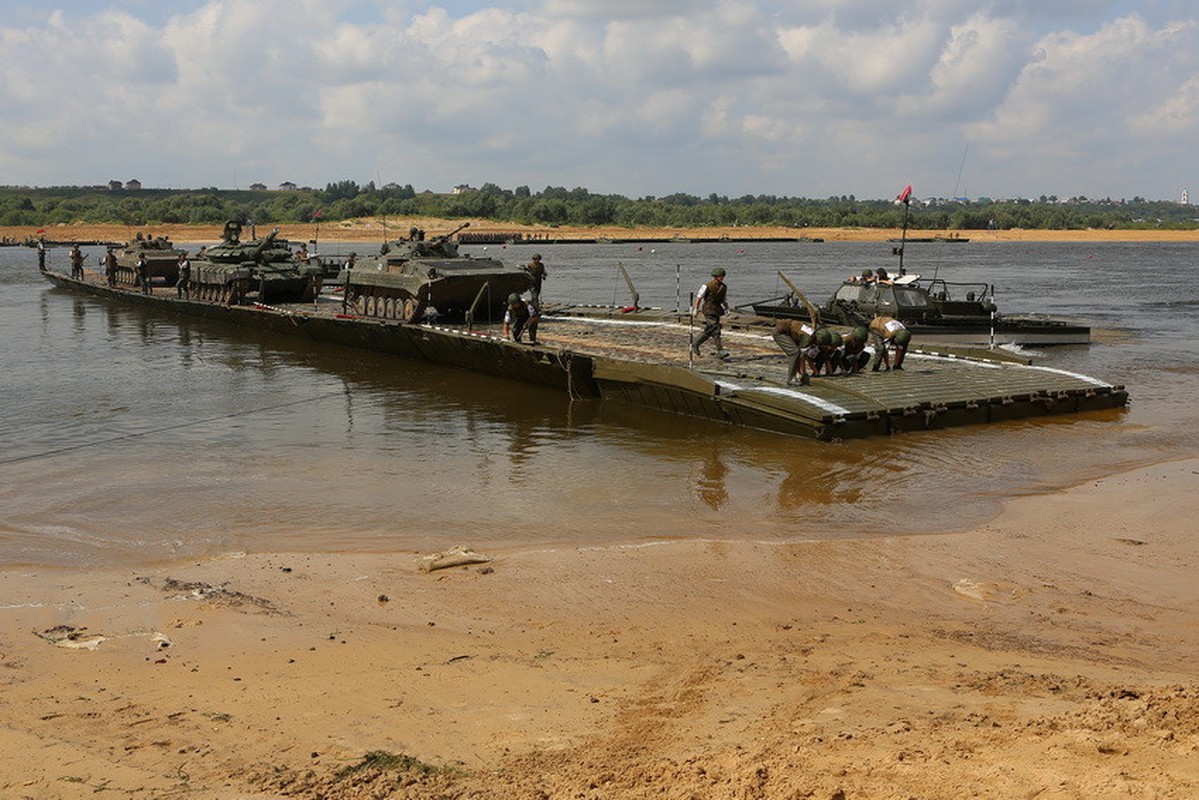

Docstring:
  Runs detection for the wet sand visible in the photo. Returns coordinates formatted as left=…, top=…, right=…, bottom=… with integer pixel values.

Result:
left=2, top=458, right=1196, bottom=798
left=6, top=220, right=1199, bottom=244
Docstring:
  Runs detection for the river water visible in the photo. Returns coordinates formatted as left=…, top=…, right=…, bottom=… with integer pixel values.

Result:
left=1, top=239, right=1195, bottom=568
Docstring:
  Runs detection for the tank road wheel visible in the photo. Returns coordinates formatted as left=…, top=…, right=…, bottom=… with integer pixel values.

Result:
left=402, top=298, right=426, bottom=323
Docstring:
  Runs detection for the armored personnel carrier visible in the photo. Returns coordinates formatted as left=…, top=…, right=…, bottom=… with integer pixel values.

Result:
left=190, top=221, right=323, bottom=304
left=112, top=234, right=185, bottom=288
left=338, top=222, right=532, bottom=322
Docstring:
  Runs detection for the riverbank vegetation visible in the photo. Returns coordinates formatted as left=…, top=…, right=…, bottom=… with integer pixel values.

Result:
left=2, top=183, right=1196, bottom=232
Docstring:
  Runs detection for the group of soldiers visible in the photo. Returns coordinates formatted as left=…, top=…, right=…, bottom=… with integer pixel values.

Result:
left=690, top=266, right=911, bottom=386
left=65, top=244, right=191, bottom=297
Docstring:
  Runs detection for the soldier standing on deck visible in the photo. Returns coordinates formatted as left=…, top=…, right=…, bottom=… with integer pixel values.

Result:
left=69, top=245, right=84, bottom=279
left=691, top=267, right=729, bottom=359
left=177, top=252, right=191, bottom=298
left=136, top=254, right=149, bottom=294
left=37, top=239, right=47, bottom=271
left=104, top=247, right=118, bottom=287
left=525, top=253, right=547, bottom=308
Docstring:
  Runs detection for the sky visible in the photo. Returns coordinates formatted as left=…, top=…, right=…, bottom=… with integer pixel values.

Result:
left=1, top=0, right=1196, bottom=201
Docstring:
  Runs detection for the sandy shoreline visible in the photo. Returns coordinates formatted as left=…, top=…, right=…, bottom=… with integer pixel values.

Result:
left=5, top=220, right=1199, bottom=245
left=2, top=458, right=1196, bottom=799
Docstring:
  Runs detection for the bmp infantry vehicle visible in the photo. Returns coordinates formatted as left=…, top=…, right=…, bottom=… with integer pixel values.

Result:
left=113, top=234, right=185, bottom=287
left=338, top=222, right=532, bottom=323
left=190, top=221, right=323, bottom=304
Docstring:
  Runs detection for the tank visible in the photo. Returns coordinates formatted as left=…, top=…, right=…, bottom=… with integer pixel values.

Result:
left=338, top=222, right=532, bottom=322
left=190, top=221, right=323, bottom=304
left=112, top=233, right=185, bottom=287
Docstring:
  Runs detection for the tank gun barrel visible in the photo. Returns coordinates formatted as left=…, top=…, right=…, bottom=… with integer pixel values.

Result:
left=251, top=228, right=281, bottom=262
left=434, top=221, right=471, bottom=244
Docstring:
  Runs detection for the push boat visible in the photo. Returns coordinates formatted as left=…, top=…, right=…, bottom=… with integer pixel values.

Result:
left=748, top=273, right=1091, bottom=346
left=40, top=263, right=1127, bottom=441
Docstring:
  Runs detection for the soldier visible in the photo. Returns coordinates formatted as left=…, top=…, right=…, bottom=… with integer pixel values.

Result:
left=177, top=252, right=191, bottom=298
left=69, top=245, right=84, bottom=279
left=104, top=247, right=118, bottom=287
left=841, top=325, right=870, bottom=373
left=525, top=253, right=547, bottom=307
left=691, top=267, right=729, bottom=359
left=344, top=252, right=357, bottom=271
left=503, top=293, right=539, bottom=345
left=295, top=243, right=310, bottom=264
left=37, top=238, right=47, bottom=271
left=869, top=315, right=911, bottom=371
left=136, top=254, right=150, bottom=294
left=814, top=329, right=841, bottom=375
left=772, top=318, right=816, bottom=385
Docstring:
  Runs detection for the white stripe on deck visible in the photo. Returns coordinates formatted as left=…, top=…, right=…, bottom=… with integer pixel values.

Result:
left=716, top=381, right=854, bottom=416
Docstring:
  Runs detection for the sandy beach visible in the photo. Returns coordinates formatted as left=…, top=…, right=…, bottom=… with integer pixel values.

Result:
left=2, top=457, right=1196, bottom=799
left=5, top=219, right=1199, bottom=245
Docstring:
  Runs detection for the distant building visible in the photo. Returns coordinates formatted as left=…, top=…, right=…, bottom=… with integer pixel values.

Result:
left=107, top=180, right=123, bottom=191
left=125, top=178, right=142, bottom=190
left=452, top=184, right=473, bottom=195
left=249, top=182, right=267, bottom=191
left=1182, top=188, right=1189, bottom=205
left=278, top=181, right=298, bottom=191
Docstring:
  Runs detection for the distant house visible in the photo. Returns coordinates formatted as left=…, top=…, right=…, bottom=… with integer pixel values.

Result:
left=249, top=182, right=267, bottom=191
left=278, top=181, right=298, bottom=191
left=452, top=184, right=473, bottom=195
left=107, top=179, right=123, bottom=191
left=126, top=178, right=142, bottom=190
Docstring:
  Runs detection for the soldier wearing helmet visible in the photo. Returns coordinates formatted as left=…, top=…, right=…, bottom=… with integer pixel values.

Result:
left=772, top=318, right=817, bottom=385
left=504, top=292, right=540, bottom=345
left=691, top=267, right=730, bottom=359
left=525, top=253, right=547, bottom=308
left=841, top=325, right=870, bottom=373
left=868, top=315, right=911, bottom=371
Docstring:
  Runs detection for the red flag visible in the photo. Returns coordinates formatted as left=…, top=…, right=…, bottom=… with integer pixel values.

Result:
left=36, top=227, right=45, bottom=234
left=896, top=184, right=912, bottom=204
left=312, top=209, right=322, bottom=219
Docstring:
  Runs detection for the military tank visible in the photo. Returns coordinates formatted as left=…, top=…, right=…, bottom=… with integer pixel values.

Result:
left=338, top=222, right=532, bottom=322
left=190, top=221, right=323, bottom=304
left=112, top=233, right=185, bottom=288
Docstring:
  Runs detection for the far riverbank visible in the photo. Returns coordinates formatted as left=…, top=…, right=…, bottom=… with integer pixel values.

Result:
left=5, top=220, right=1199, bottom=245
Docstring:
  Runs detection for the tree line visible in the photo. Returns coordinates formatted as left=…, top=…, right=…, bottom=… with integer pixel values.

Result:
left=1, top=182, right=1195, bottom=232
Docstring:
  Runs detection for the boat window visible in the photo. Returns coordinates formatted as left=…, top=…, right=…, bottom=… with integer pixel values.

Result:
left=833, top=284, right=866, bottom=303
left=892, top=287, right=934, bottom=310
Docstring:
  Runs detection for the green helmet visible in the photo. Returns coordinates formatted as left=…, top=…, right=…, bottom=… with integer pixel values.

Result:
left=711, top=267, right=726, bottom=277
left=814, top=328, right=832, bottom=346
left=531, top=253, right=542, bottom=260
left=828, top=331, right=843, bottom=347
left=851, top=326, right=868, bottom=343
left=894, top=329, right=912, bottom=346
left=508, top=293, right=520, bottom=304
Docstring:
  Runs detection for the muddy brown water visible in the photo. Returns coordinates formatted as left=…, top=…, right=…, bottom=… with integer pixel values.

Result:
left=1, top=240, right=1195, bottom=567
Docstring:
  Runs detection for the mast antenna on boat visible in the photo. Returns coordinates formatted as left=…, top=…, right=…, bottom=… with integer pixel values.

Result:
left=951, top=141, right=969, bottom=200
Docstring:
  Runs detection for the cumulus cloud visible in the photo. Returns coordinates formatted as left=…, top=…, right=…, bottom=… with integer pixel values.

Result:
left=0, top=0, right=1195, bottom=199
